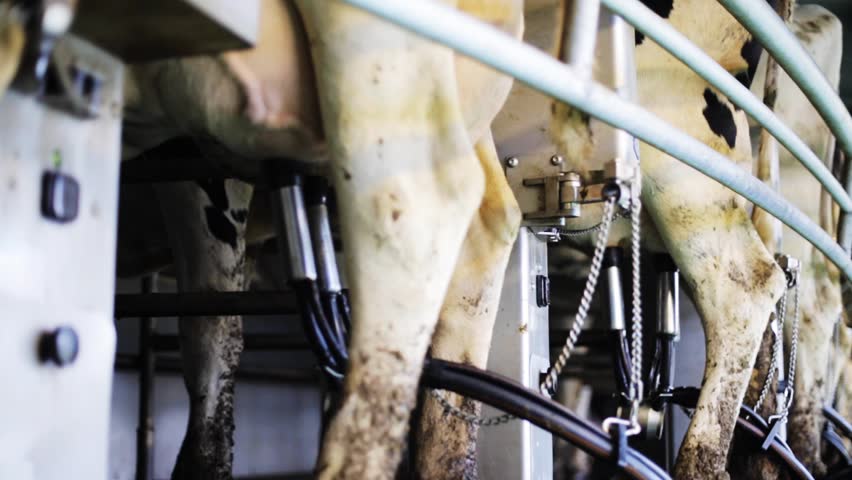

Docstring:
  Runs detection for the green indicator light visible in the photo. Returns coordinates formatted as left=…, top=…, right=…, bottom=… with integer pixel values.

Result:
left=52, top=149, right=62, bottom=169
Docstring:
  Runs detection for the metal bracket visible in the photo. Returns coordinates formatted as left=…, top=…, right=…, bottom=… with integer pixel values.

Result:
left=509, top=162, right=626, bottom=225
left=775, top=254, right=801, bottom=288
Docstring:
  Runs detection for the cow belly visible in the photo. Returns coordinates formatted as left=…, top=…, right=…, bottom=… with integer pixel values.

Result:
left=0, top=8, right=23, bottom=98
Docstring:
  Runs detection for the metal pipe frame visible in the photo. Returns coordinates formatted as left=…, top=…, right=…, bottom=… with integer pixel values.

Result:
left=114, top=291, right=299, bottom=318
left=717, top=0, right=852, bottom=165
left=135, top=275, right=156, bottom=480
left=602, top=0, right=852, bottom=213
left=115, top=354, right=319, bottom=385
left=338, top=0, right=852, bottom=283
left=565, top=0, right=601, bottom=80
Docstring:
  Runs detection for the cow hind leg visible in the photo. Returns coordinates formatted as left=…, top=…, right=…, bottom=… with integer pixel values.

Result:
left=786, top=250, right=842, bottom=477
left=295, top=3, right=486, bottom=478
left=415, top=130, right=520, bottom=479
left=155, top=179, right=254, bottom=480
left=637, top=79, right=787, bottom=480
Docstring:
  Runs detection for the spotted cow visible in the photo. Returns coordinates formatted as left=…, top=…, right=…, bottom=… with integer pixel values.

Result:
left=746, top=4, right=846, bottom=476
left=122, top=0, right=523, bottom=478
left=118, top=0, right=848, bottom=479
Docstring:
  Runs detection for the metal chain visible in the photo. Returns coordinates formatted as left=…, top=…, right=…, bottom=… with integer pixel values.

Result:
left=541, top=197, right=618, bottom=395
left=431, top=198, right=619, bottom=426
left=558, top=211, right=627, bottom=238
left=754, top=293, right=786, bottom=413
left=780, top=282, right=800, bottom=419
left=429, top=388, right=515, bottom=427
left=628, top=194, right=644, bottom=408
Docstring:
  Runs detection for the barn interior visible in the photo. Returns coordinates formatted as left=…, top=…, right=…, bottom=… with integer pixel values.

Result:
left=3, top=1, right=852, bottom=480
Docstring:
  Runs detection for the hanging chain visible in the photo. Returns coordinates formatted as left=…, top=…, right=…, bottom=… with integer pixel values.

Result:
left=627, top=192, right=644, bottom=428
left=763, top=256, right=800, bottom=424
left=558, top=211, right=628, bottom=238
left=754, top=293, right=786, bottom=413
left=429, top=389, right=515, bottom=426
left=540, top=196, right=618, bottom=396
left=780, top=281, right=800, bottom=419
left=433, top=197, right=619, bottom=427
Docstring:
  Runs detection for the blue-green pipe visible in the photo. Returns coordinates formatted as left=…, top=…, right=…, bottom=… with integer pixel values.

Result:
left=339, top=0, right=852, bottom=281
left=719, top=0, right=852, bottom=250
left=602, top=0, right=852, bottom=213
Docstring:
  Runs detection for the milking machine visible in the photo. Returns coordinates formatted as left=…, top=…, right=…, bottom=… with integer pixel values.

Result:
left=0, top=1, right=255, bottom=479
left=328, top=0, right=852, bottom=476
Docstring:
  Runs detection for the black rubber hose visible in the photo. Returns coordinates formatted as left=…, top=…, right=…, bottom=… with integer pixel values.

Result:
left=304, top=281, right=349, bottom=367
left=824, top=465, right=852, bottom=480
left=649, top=337, right=675, bottom=394
left=667, top=387, right=813, bottom=480
left=339, top=288, right=352, bottom=334
left=825, top=405, right=852, bottom=441
left=823, top=425, right=852, bottom=467
left=611, top=330, right=632, bottom=398
left=292, top=280, right=344, bottom=378
left=422, top=359, right=671, bottom=480
left=322, top=291, right=348, bottom=346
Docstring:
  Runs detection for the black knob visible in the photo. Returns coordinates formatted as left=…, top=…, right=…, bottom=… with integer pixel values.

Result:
left=39, top=326, right=79, bottom=366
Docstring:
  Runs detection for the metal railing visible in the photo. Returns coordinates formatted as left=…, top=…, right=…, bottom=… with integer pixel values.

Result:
left=338, top=0, right=852, bottom=281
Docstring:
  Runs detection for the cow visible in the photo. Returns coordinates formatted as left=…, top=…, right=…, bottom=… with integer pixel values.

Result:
left=746, top=4, right=846, bottom=476
left=122, top=0, right=523, bottom=478
left=0, top=2, right=24, bottom=95
left=549, top=0, right=787, bottom=477
left=117, top=1, right=846, bottom=479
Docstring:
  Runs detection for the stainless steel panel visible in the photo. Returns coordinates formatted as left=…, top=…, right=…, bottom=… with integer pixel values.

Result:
left=0, top=35, right=122, bottom=480
left=478, top=228, right=553, bottom=480
left=271, top=185, right=317, bottom=282
left=70, top=0, right=260, bottom=62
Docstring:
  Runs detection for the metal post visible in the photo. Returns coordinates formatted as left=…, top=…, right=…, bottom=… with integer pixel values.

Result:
left=477, top=228, right=552, bottom=479
left=565, top=0, right=601, bottom=79
left=136, top=274, right=157, bottom=480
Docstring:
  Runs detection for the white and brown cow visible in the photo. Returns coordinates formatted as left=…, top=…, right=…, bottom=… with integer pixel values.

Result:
left=118, top=1, right=849, bottom=479
left=747, top=4, right=846, bottom=476
left=123, top=0, right=523, bottom=478
left=549, top=0, right=786, bottom=477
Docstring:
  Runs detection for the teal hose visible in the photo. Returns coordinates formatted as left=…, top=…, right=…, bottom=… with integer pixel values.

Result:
left=602, top=0, right=852, bottom=213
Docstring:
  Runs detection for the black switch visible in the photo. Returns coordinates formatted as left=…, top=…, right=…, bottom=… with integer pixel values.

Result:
left=536, top=274, right=550, bottom=307
left=39, top=326, right=80, bottom=367
left=41, top=170, right=79, bottom=223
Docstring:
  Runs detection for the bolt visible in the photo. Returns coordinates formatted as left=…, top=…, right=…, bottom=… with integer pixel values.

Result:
left=550, top=155, right=564, bottom=166
left=39, top=326, right=79, bottom=367
left=506, top=156, right=519, bottom=168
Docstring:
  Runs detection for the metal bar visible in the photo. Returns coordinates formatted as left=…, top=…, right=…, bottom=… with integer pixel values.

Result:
left=135, top=275, right=156, bottom=480
left=717, top=0, right=852, bottom=174
left=115, top=354, right=319, bottom=385
left=824, top=405, right=852, bottom=441
left=151, top=334, right=310, bottom=352
left=839, top=153, right=852, bottom=253
left=338, top=0, right=852, bottom=282
left=601, top=0, right=852, bottom=212
left=114, top=291, right=299, bottom=318
left=565, top=0, right=601, bottom=79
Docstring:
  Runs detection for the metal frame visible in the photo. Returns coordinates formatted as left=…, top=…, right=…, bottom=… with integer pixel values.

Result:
left=108, top=1, right=852, bottom=477
left=478, top=228, right=552, bottom=480
left=339, top=0, right=852, bottom=281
